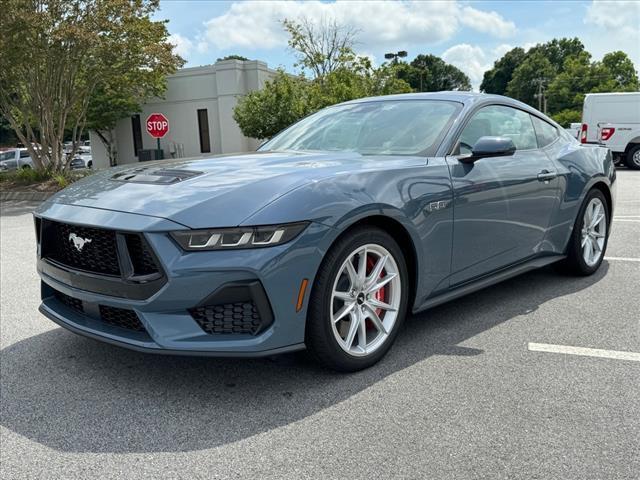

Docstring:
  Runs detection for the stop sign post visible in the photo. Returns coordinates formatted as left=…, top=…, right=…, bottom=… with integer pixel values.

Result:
left=146, top=113, right=169, bottom=159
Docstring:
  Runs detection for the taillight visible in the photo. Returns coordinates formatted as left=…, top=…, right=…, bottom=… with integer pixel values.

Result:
left=600, top=127, right=615, bottom=141
left=580, top=123, right=588, bottom=143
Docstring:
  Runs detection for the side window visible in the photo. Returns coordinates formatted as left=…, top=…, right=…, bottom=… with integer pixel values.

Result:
left=19, top=150, right=30, bottom=158
left=458, top=105, right=537, bottom=154
left=531, top=115, right=559, bottom=148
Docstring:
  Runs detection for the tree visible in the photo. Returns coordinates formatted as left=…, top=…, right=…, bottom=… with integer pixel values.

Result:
left=505, top=52, right=555, bottom=108
left=547, top=50, right=639, bottom=125
left=217, top=55, right=250, bottom=62
left=480, top=47, right=526, bottom=94
left=282, top=17, right=358, bottom=79
left=401, top=54, right=471, bottom=92
left=0, top=0, right=182, bottom=171
left=234, top=19, right=411, bottom=140
left=527, top=38, right=585, bottom=71
left=233, top=71, right=313, bottom=140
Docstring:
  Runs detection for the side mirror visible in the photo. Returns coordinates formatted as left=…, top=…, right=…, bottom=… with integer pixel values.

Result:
left=461, top=136, right=516, bottom=163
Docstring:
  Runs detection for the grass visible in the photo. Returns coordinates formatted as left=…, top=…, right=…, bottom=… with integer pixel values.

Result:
left=0, top=167, right=89, bottom=192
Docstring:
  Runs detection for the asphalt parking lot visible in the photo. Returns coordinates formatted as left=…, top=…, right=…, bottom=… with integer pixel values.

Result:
left=1, top=170, right=638, bottom=480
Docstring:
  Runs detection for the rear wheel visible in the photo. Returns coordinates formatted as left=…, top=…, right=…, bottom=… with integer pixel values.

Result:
left=562, top=189, right=609, bottom=275
left=306, top=227, right=409, bottom=371
left=625, top=145, right=640, bottom=170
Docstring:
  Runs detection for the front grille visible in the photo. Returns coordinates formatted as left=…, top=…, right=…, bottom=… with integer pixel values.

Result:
left=124, top=234, right=159, bottom=276
left=190, top=302, right=262, bottom=335
left=99, top=305, right=146, bottom=332
left=40, top=220, right=161, bottom=281
left=55, top=290, right=84, bottom=313
left=43, top=220, right=120, bottom=276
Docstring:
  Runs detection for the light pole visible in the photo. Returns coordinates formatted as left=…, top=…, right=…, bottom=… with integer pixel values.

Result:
left=384, top=50, right=408, bottom=65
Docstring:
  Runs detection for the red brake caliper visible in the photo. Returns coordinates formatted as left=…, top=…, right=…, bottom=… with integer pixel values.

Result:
left=365, top=255, right=388, bottom=330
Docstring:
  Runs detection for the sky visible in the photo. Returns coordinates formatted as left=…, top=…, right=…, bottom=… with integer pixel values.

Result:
left=157, top=0, right=640, bottom=90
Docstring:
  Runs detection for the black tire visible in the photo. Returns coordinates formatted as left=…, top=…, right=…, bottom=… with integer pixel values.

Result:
left=561, top=189, right=610, bottom=275
left=624, top=144, right=640, bottom=170
left=305, top=226, right=409, bottom=372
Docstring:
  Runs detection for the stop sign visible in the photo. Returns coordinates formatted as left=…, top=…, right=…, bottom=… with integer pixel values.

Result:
left=146, top=113, right=169, bottom=138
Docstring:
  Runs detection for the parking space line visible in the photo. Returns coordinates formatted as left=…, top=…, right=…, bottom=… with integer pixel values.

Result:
left=613, top=219, right=640, bottom=223
left=528, top=343, right=640, bottom=362
left=614, top=216, right=640, bottom=219
left=604, top=256, right=640, bottom=262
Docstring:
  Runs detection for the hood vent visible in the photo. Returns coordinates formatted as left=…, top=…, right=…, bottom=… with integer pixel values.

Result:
left=111, top=167, right=203, bottom=184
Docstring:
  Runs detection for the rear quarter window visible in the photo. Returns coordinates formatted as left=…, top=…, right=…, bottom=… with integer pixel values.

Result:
left=531, top=116, right=559, bottom=148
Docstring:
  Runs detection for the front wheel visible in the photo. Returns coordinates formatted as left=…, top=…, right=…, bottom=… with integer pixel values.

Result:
left=562, top=189, right=609, bottom=275
left=306, top=227, right=409, bottom=372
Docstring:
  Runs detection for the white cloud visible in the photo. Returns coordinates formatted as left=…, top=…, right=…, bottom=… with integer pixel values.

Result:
left=585, top=0, right=640, bottom=34
left=441, top=44, right=515, bottom=91
left=584, top=0, right=640, bottom=67
left=459, top=6, right=516, bottom=38
left=441, top=44, right=488, bottom=90
left=200, top=1, right=516, bottom=52
left=168, top=33, right=194, bottom=58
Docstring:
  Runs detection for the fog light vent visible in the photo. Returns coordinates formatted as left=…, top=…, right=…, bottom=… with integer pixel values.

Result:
left=190, top=302, right=262, bottom=335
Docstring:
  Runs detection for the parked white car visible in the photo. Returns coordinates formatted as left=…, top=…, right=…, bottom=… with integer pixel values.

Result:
left=580, top=92, right=640, bottom=169
left=69, top=146, right=93, bottom=169
left=0, top=148, right=34, bottom=171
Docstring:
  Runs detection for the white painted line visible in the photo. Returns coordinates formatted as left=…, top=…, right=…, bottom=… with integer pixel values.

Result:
left=528, top=343, right=640, bottom=362
left=614, top=216, right=640, bottom=219
left=604, top=256, right=640, bottom=262
left=613, top=219, right=640, bottom=223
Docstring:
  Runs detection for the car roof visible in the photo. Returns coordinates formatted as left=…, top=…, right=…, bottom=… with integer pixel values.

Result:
left=346, top=91, right=538, bottom=108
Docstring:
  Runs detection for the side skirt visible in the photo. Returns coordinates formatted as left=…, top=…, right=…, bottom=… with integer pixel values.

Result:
left=413, top=255, right=566, bottom=313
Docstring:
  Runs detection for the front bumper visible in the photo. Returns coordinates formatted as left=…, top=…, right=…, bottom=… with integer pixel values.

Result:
left=35, top=203, right=334, bottom=356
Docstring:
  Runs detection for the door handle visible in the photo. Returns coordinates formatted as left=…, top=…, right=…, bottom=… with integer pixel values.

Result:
left=537, top=170, right=557, bottom=182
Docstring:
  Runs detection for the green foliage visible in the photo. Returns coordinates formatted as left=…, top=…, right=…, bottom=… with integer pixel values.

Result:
left=0, top=165, right=88, bottom=188
left=480, top=47, right=526, bottom=94
left=217, top=55, right=250, bottom=62
left=0, top=0, right=183, bottom=171
left=506, top=52, right=556, bottom=107
left=401, top=54, right=471, bottom=92
left=233, top=71, right=313, bottom=140
left=234, top=22, right=412, bottom=140
left=551, top=109, right=582, bottom=128
left=483, top=37, right=638, bottom=117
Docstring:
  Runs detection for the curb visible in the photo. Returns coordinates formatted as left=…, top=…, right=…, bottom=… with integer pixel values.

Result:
left=0, top=191, right=54, bottom=202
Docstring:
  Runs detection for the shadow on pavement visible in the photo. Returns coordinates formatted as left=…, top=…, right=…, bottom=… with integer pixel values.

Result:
left=0, top=263, right=608, bottom=454
left=0, top=200, right=41, bottom=217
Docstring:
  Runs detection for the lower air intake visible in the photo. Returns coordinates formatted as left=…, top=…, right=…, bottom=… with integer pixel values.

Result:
left=99, top=305, right=146, bottom=332
left=190, top=302, right=262, bottom=335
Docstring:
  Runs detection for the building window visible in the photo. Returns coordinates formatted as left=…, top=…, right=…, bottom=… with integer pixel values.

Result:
left=131, top=115, right=143, bottom=157
left=197, top=109, right=211, bottom=153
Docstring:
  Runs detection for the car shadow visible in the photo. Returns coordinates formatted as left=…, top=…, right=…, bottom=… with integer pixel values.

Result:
left=0, top=263, right=609, bottom=454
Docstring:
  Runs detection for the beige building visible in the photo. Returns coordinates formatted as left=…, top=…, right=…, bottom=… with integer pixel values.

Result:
left=90, top=59, right=277, bottom=169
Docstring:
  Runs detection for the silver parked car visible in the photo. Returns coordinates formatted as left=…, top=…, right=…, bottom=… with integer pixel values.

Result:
left=0, top=148, right=34, bottom=171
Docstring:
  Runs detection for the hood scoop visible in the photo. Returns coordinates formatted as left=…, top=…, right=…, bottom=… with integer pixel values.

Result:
left=111, top=166, right=203, bottom=184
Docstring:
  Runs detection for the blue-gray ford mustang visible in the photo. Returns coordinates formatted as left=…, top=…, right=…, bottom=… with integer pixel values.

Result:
left=35, top=92, right=615, bottom=371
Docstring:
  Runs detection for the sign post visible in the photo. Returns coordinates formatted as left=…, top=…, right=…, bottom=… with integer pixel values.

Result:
left=145, top=113, right=169, bottom=160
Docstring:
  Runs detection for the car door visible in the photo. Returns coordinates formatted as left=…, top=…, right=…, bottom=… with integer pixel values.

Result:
left=446, top=105, right=559, bottom=285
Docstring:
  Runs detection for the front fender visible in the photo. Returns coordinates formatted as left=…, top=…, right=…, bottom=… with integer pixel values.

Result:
left=242, top=160, right=455, bottom=306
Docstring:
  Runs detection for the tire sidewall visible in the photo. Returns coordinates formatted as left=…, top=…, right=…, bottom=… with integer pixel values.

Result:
left=569, top=189, right=609, bottom=274
left=625, top=145, right=640, bottom=170
left=308, top=227, right=409, bottom=371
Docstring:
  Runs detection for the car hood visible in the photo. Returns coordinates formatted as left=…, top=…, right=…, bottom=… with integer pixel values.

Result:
left=44, top=151, right=424, bottom=229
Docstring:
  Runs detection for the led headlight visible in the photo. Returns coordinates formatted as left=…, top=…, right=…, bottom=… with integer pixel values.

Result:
left=170, top=222, right=309, bottom=251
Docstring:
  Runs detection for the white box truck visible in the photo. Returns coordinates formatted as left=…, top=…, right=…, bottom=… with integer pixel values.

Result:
left=580, top=92, right=640, bottom=169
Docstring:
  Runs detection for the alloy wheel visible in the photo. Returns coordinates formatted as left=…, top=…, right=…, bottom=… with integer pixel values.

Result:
left=580, top=197, right=607, bottom=267
left=330, top=244, right=402, bottom=357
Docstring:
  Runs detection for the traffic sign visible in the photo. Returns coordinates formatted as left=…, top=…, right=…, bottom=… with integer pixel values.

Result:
left=146, top=113, right=169, bottom=139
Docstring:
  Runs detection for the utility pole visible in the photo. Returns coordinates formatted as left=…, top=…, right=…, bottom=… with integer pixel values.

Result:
left=533, top=77, right=548, bottom=114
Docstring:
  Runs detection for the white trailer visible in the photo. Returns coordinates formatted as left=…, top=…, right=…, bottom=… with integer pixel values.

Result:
left=580, top=92, right=640, bottom=169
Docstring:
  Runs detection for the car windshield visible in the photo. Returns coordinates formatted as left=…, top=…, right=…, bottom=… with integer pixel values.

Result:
left=260, top=100, right=460, bottom=156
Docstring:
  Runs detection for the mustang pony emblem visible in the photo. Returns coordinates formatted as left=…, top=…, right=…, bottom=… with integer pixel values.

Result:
left=68, top=233, right=92, bottom=252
